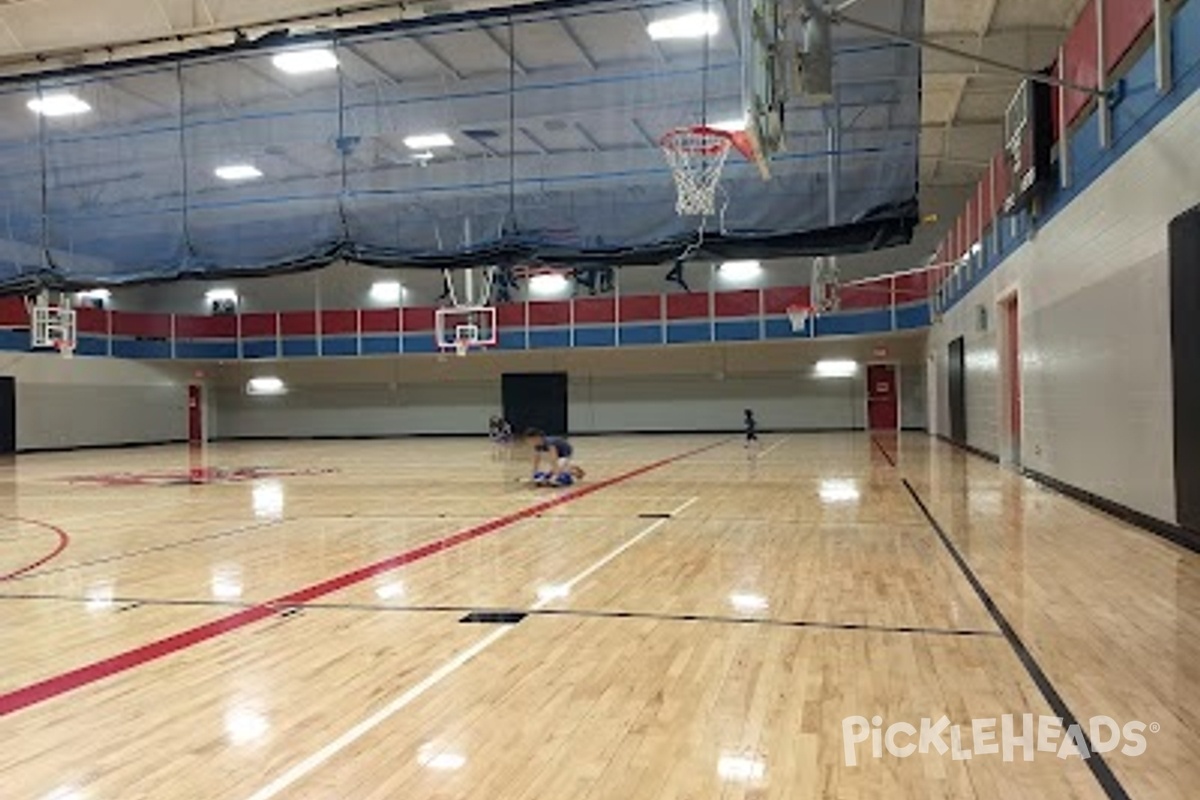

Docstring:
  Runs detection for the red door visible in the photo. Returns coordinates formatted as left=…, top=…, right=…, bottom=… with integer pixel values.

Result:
left=188, top=384, right=204, bottom=447
left=867, top=364, right=899, bottom=430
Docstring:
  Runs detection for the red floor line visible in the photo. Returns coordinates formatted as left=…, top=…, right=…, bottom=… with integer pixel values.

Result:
left=0, top=516, right=71, bottom=581
left=0, top=440, right=724, bottom=718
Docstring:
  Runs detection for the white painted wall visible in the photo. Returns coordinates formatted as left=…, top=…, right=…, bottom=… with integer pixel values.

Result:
left=927, top=88, right=1200, bottom=525
left=211, top=335, right=927, bottom=438
left=3, top=352, right=188, bottom=451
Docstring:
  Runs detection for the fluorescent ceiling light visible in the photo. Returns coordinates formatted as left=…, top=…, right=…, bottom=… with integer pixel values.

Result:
left=76, top=288, right=112, bottom=301
left=215, top=164, right=263, bottom=182
left=529, top=273, right=570, bottom=295
left=370, top=281, right=404, bottom=303
left=271, top=48, right=339, bottom=75
left=28, top=93, right=92, bottom=117
left=247, top=376, right=286, bottom=396
left=711, top=117, right=747, bottom=132
left=814, top=359, right=858, bottom=378
left=205, top=288, right=239, bottom=303
left=648, top=11, right=719, bottom=40
left=719, top=260, right=762, bottom=281
left=404, top=133, right=454, bottom=149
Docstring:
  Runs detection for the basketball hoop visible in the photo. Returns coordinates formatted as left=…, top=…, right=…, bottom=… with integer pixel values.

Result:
left=786, top=305, right=812, bottom=333
left=661, top=126, right=753, bottom=217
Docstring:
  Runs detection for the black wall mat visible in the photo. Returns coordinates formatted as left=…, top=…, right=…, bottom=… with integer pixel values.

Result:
left=502, top=373, right=569, bottom=436
left=948, top=337, right=967, bottom=445
left=0, top=377, right=14, bottom=455
left=1170, top=204, right=1200, bottom=532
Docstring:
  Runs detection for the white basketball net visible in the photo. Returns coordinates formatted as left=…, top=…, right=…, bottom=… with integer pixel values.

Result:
left=661, top=127, right=736, bottom=217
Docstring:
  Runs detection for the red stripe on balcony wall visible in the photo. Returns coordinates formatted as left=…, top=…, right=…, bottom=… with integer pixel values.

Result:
left=619, top=295, right=661, bottom=322
left=529, top=301, right=570, bottom=326
left=361, top=309, right=399, bottom=333
left=241, top=313, right=279, bottom=338
left=667, top=292, right=709, bottom=319
left=714, top=290, right=758, bottom=318
left=176, top=315, right=237, bottom=339
left=403, top=306, right=436, bottom=332
left=321, top=310, right=357, bottom=336
left=763, top=286, right=808, bottom=314
left=574, top=297, right=615, bottom=324
left=496, top=303, right=525, bottom=328
left=279, top=311, right=317, bottom=336
left=112, top=312, right=171, bottom=338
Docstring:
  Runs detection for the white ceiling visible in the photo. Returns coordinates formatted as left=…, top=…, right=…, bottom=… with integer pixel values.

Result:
left=0, top=0, right=1089, bottom=271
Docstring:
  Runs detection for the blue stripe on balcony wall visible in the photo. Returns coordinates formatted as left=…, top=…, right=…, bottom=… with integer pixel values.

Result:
left=176, top=341, right=238, bottom=359
left=113, top=339, right=171, bottom=359
left=75, top=336, right=108, bottom=357
left=361, top=335, right=400, bottom=355
left=281, top=338, right=318, bottom=357
left=0, top=330, right=28, bottom=351
left=403, top=334, right=438, bottom=354
left=666, top=322, right=709, bottom=344
left=497, top=330, right=526, bottom=351
left=322, top=337, right=359, bottom=357
left=618, top=324, right=662, bottom=346
left=530, top=328, right=570, bottom=349
left=814, top=309, right=892, bottom=337
left=242, top=339, right=278, bottom=359
left=764, top=317, right=808, bottom=339
left=574, top=326, right=616, bottom=348
left=895, top=303, right=931, bottom=330
left=715, top=320, right=759, bottom=342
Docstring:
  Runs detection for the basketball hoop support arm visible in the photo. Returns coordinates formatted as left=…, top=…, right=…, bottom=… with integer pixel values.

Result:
left=829, top=10, right=1107, bottom=98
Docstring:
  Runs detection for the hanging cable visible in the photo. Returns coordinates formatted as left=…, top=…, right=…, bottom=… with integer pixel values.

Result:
left=177, top=63, right=196, bottom=265
left=507, top=13, right=517, bottom=234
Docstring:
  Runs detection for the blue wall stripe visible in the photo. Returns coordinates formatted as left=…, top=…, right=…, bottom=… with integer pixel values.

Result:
left=715, top=320, right=760, bottom=342
left=281, top=338, right=318, bottom=357
left=666, top=322, right=710, bottom=344
left=321, top=337, right=359, bottom=357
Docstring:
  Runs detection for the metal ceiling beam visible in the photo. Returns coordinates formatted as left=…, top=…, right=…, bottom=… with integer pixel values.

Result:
left=413, top=37, right=465, bottom=81
left=480, top=24, right=528, bottom=76
left=555, top=18, right=598, bottom=71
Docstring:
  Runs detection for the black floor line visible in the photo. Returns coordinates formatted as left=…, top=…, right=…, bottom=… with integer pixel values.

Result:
left=0, top=592, right=1001, bottom=638
left=901, top=478, right=1131, bottom=800
left=4, top=519, right=283, bottom=582
left=870, top=436, right=898, bottom=467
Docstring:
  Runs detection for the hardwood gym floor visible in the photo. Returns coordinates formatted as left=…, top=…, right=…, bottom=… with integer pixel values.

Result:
left=0, top=434, right=1196, bottom=799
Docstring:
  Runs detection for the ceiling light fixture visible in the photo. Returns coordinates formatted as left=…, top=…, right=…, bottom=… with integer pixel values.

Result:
left=28, top=94, right=92, bottom=117
left=647, top=11, right=719, bottom=41
left=271, top=48, right=339, bottom=75
left=215, top=164, right=263, bottom=181
left=404, top=133, right=454, bottom=149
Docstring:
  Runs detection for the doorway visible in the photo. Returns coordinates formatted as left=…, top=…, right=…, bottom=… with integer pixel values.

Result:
left=502, top=373, right=569, bottom=435
left=1000, top=295, right=1021, bottom=464
left=867, top=364, right=899, bottom=430
left=948, top=337, right=967, bottom=444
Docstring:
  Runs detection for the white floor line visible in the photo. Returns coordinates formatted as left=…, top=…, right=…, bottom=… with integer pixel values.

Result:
left=667, top=495, right=699, bottom=516
left=757, top=438, right=788, bottom=458
left=243, top=626, right=514, bottom=800
left=243, top=500, right=690, bottom=800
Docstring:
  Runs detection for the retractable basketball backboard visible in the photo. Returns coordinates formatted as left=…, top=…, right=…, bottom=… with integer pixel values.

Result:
left=436, top=266, right=498, bottom=356
left=742, top=0, right=786, bottom=175
left=27, top=291, right=77, bottom=358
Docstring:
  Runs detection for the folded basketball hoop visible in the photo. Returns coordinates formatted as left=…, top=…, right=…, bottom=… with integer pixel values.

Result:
left=786, top=304, right=811, bottom=333
left=661, top=126, right=754, bottom=217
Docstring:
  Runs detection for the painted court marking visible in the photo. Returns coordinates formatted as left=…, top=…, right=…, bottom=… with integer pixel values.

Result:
left=0, top=516, right=71, bottom=581
left=244, top=495, right=694, bottom=800
left=0, top=441, right=723, bottom=718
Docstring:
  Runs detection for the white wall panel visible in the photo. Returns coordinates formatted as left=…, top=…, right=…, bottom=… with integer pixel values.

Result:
left=927, top=87, right=1200, bottom=525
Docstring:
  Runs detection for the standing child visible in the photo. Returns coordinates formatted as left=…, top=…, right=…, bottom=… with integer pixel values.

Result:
left=526, top=428, right=585, bottom=486
left=743, top=408, right=759, bottom=449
